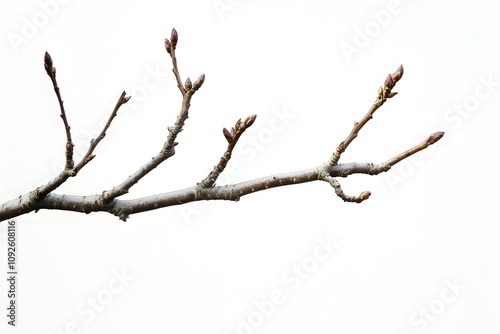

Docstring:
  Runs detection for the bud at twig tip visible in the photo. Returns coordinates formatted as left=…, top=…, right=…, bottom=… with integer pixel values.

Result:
left=171, top=28, right=178, bottom=47
left=427, top=131, right=445, bottom=145
left=244, top=114, right=257, bottom=127
left=192, top=74, right=205, bottom=91
left=360, top=191, right=371, bottom=200
left=44, top=52, right=53, bottom=75
left=392, top=64, right=404, bottom=82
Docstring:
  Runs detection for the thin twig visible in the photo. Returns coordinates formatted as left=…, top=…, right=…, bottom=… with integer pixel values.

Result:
left=199, top=115, right=257, bottom=188
left=319, top=172, right=371, bottom=203
left=165, top=28, right=185, bottom=95
left=73, top=91, right=130, bottom=174
left=328, top=65, right=404, bottom=166
left=384, top=132, right=445, bottom=167
left=44, top=51, right=74, bottom=169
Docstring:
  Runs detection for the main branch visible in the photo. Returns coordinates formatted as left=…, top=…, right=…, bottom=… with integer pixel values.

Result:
left=0, top=29, right=444, bottom=222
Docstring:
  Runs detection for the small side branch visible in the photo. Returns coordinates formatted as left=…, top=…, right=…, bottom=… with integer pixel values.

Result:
left=328, top=65, right=404, bottom=166
left=165, top=28, right=185, bottom=95
left=198, top=114, right=257, bottom=188
left=73, top=91, right=131, bottom=174
left=384, top=132, right=445, bottom=167
left=319, top=172, right=371, bottom=203
left=44, top=52, right=74, bottom=170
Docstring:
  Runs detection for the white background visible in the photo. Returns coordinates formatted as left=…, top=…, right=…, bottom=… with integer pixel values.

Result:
left=1, top=0, right=499, bottom=333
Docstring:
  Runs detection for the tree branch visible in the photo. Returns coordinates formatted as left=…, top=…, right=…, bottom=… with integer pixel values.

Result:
left=0, top=29, right=445, bottom=223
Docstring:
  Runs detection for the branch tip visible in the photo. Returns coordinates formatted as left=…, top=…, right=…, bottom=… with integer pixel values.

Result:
left=427, top=131, right=445, bottom=145
left=171, top=28, right=178, bottom=47
left=44, top=51, right=54, bottom=76
left=192, top=74, right=205, bottom=91
left=392, top=64, right=404, bottom=83
left=359, top=191, right=371, bottom=201
left=244, top=114, right=257, bottom=127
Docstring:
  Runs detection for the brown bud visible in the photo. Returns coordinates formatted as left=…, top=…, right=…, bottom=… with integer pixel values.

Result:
left=185, top=77, right=192, bottom=90
left=192, top=74, right=205, bottom=91
left=170, top=28, right=178, bottom=47
left=384, top=74, right=394, bottom=89
left=223, top=128, right=233, bottom=143
left=123, top=95, right=131, bottom=103
left=44, top=52, right=53, bottom=75
left=392, top=64, right=404, bottom=82
left=387, top=91, right=398, bottom=98
left=427, top=131, right=445, bottom=145
left=164, top=39, right=171, bottom=54
left=359, top=191, right=371, bottom=201
left=244, top=114, right=257, bottom=127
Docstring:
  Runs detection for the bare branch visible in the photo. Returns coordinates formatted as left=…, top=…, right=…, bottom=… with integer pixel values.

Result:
left=0, top=30, right=444, bottom=223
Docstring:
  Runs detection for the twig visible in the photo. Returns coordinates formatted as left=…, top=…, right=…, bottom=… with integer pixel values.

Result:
left=319, top=172, right=371, bottom=203
left=44, top=51, right=74, bottom=170
left=328, top=65, right=404, bottom=166
left=198, top=115, right=257, bottom=188
left=73, top=91, right=130, bottom=174
left=165, top=28, right=185, bottom=95
left=384, top=132, right=445, bottom=167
